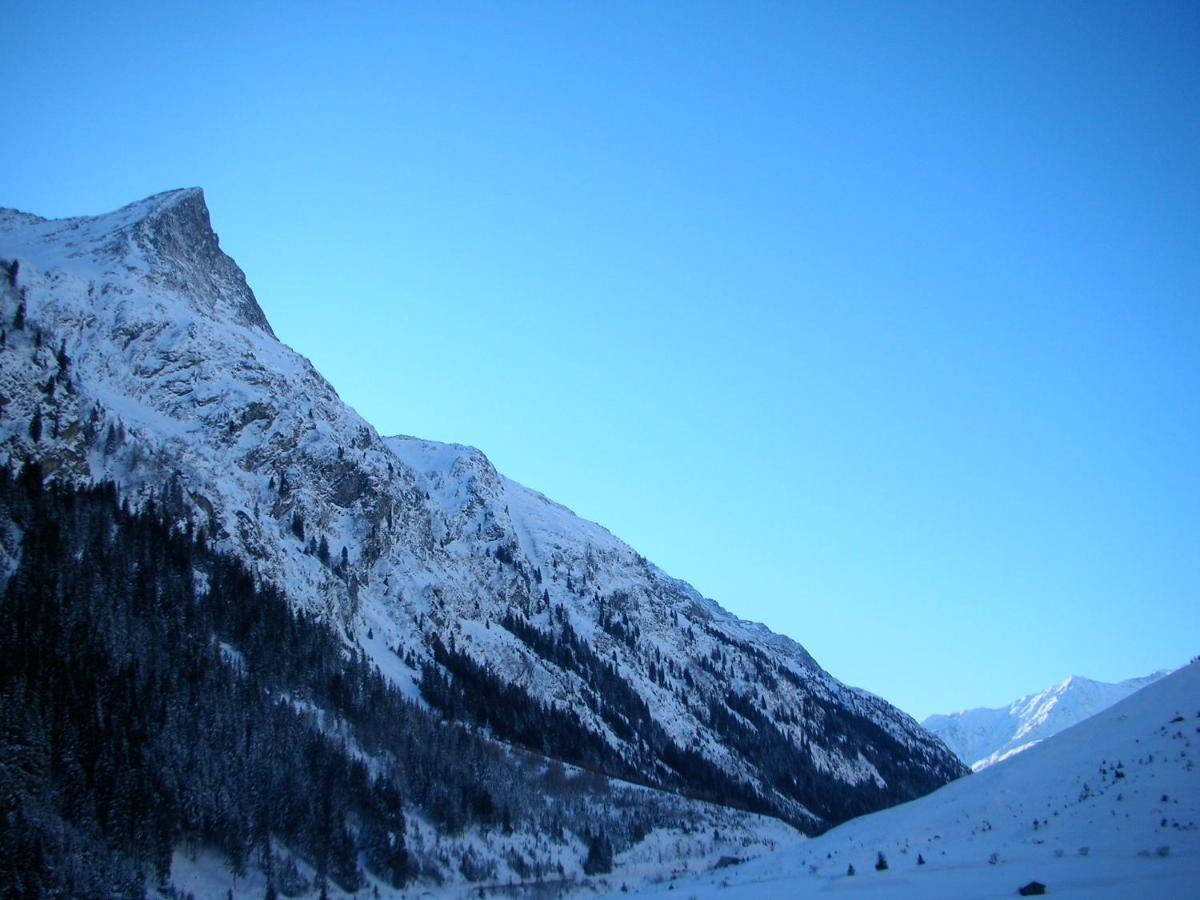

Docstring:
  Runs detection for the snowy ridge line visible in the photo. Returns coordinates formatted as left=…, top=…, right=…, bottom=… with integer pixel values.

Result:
left=0, top=189, right=966, bottom=834
left=924, top=670, right=1172, bottom=770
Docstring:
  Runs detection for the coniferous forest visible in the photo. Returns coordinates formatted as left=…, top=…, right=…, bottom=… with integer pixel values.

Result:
left=2, top=468, right=796, bottom=897
left=0, top=465, right=713, bottom=897
left=0, top=464, right=411, bottom=896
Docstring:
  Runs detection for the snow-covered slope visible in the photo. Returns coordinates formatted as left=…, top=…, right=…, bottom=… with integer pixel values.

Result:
left=629, top=660, right=1200, bottom=899
left=0, top=189, right=965, bottom=831
left=925, top=671, right=1170, bottom=771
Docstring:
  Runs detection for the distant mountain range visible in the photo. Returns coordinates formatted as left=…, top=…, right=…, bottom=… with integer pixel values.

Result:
left=923, top=670, right=1170, bottom=770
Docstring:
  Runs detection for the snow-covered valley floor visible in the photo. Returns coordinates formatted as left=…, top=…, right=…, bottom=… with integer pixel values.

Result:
left=624, top=662, right=1199, bottom=899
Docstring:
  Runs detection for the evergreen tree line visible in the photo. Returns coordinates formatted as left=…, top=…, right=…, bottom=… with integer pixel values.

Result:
left=0, top=460, right=748, bottom=897
left=0, top=467, right=676, bottom=897
left=0, top=466, right=407, bottom=897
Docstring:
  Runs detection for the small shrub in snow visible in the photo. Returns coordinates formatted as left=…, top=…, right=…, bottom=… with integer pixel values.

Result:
left=1077, top=846, right=1090, bottom=857
left=1156, top=846, right=1171, bottom=857
left=874, top=852, right=888, bottom=871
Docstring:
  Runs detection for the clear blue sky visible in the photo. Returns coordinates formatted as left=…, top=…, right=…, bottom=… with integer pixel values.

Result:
left=4, top=2, right=1197, bottom=719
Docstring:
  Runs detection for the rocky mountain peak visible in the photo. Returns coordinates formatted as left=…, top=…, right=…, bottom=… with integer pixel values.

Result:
left=130, top=187, right=275, bottom=337
left=0, top=186, right=274, bottom=337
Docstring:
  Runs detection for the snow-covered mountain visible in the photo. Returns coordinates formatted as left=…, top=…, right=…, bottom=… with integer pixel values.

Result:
left=0, top=188, right=965, bottom=833
left=924, top=671, right=1170, bottom=771
left=630, top=660, right=1200, bottom=899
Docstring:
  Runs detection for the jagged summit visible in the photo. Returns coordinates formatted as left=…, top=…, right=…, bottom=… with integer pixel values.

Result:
left=0, top=186, right=203, bottom=243
left=0, top=187, right=273, bottom=336
left=1, top=186, right=203, bottom=229
left=0, top=190, right=966, bottom=833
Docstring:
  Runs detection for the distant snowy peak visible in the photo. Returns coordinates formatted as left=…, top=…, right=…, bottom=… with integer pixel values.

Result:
left=923, top=670, right=1171, bottom=770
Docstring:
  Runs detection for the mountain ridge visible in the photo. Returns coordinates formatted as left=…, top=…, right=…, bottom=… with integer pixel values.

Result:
left=923, top=670, right=1171, bottom=771
left=0, top=188, right=966, bottom=834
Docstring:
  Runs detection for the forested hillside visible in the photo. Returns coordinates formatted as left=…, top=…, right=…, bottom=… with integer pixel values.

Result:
left=0, top=189, right=965, bottom=844
left=0, top=467, right=786, bottom=897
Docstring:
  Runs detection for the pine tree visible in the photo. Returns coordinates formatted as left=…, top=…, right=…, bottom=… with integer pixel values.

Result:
left=583, top=830, right=613, bottom=875
left=29, top=407, right=41, bottom=443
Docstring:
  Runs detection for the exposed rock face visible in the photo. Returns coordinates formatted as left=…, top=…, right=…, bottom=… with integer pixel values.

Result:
left=0, top=189, right=967, bottom=831
left=132, top=188, right=276, bottom=336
